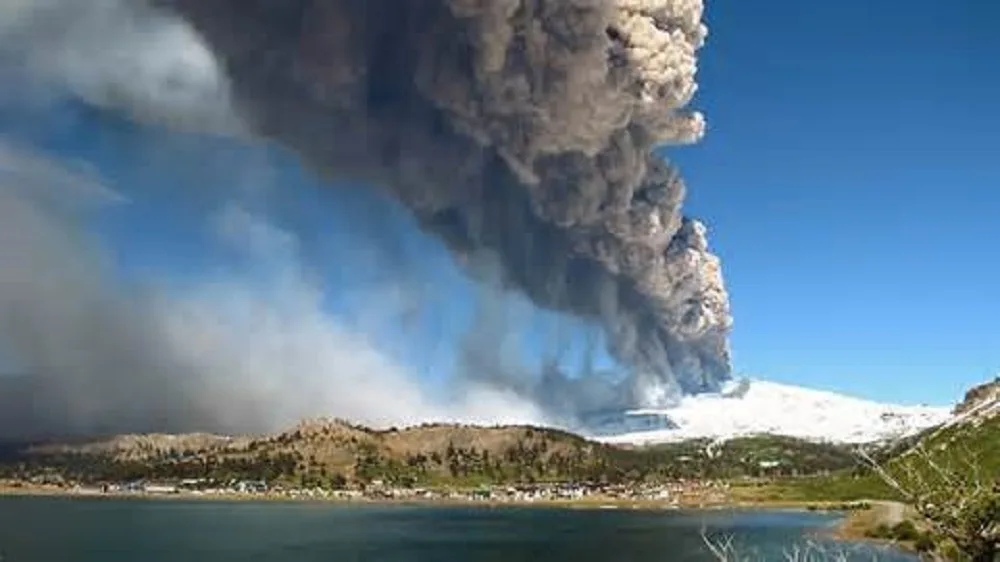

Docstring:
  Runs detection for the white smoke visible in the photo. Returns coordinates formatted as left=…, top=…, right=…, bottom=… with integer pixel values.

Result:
left=0, top=0, right=241, bottom=134
left=0, top=141, right=546, bottom=439
left=156, top=202, right=546, bottom=430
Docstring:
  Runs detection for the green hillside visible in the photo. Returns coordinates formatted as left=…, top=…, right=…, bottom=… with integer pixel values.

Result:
left=744, top=409, right=1000, bottom=504
left=0, top=422, right=856, bottom=489
left=633, top=434, right=856, bottom=479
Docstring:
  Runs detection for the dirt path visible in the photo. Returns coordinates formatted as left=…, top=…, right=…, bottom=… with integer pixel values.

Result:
left=831, top=499, right=911, bottom=544
left=873, top=500, right=907, bottom=525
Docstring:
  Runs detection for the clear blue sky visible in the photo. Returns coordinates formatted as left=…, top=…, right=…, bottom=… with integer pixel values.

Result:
left=673, top=0, right=1000, bottom=403
left=3, top=0, right=998, bottom=406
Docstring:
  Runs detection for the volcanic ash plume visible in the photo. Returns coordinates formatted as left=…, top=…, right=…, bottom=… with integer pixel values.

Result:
left=157, top=0, right=733, bottom=406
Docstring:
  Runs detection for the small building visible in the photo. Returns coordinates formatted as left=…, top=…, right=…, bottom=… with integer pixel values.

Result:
left=145, top=484, right=179, bottom=495
left=471, top=488, right=493, bottom=501
left=236, top=480, right=268, bottom=494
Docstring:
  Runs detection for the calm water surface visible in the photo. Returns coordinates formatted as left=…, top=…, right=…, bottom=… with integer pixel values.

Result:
left=0, top=497, right=915, bottom=561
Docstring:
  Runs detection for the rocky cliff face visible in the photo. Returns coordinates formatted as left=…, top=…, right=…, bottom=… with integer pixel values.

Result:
left=953, top=377, right=1000, bottom=417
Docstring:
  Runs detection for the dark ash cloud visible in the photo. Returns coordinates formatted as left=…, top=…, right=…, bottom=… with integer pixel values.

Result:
left=160, top=0, right=734, bottom=404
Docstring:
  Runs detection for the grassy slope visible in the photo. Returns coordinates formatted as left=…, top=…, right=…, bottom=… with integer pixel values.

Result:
left=742, top=412, right=1000, bottom=503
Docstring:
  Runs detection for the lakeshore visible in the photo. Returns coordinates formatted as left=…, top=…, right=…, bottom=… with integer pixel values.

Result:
left=0, top=478, right=733, bottom=509
left=0, top=477, right=873, bottom=507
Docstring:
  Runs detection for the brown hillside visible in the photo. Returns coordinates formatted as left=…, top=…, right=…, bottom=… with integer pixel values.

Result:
left=19, top=419, right=603, bottom=484
left=4, top=418, right=862, bottom=487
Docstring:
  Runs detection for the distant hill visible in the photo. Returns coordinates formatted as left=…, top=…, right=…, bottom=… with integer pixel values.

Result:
left=0, top=419, right=859, bottom=488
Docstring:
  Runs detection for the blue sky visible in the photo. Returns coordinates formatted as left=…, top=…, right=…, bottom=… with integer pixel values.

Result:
left=673, top=0, right=1000, bottom=402
left=3, top=0, right=998, bottom=407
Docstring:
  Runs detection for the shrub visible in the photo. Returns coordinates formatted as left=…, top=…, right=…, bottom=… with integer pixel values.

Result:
left=866, top=523, right=892, bottom=539
left=889, top=520, right=920, bottom=542
left=914, top=534, right=936, bottom=553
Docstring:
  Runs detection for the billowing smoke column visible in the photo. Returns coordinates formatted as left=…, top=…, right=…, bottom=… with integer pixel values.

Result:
left=157, top=0, right=734, bottom=407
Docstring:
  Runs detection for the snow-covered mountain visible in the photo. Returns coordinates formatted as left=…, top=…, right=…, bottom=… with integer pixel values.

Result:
left=590, top=378, right=952, bottom=445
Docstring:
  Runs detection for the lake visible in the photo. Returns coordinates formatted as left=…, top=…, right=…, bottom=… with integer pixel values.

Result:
left=0, top=497, right=915, bottom=561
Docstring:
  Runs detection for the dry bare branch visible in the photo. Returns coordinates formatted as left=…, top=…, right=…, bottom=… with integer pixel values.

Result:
left=700, top=527, right=869, bottom=562
left=856, top=439, right=999, bottom=561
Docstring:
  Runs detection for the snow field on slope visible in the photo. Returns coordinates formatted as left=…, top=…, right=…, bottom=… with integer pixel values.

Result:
left=596, top=379, right=952, bottom=445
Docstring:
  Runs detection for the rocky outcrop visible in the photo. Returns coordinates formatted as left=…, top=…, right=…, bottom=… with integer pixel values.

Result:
left=953, top=377, right=1000, bottom=417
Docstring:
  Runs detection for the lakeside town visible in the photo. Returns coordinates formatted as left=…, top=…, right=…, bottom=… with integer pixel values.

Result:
left=1, top=476, right=737, bottom=508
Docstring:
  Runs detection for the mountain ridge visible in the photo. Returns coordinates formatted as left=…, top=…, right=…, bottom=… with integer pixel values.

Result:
left=2, top=377, right=995, bottom=491
left=593, top=378, right=952, bottom=445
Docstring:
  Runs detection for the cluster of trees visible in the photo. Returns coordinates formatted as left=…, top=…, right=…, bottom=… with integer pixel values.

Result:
left=600, top=436, right=857, bottom=482
left=0, top=432, right=860, bottom=491
left=0, top=451, right=304, bottom=486
left=351, top=434, right=855, bottom=486
left=348, top=438, right=603, bottom=486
